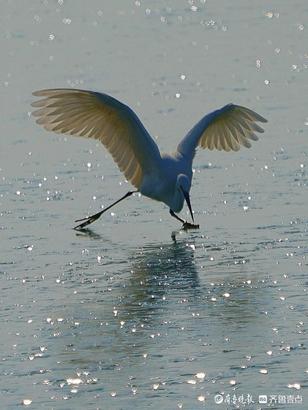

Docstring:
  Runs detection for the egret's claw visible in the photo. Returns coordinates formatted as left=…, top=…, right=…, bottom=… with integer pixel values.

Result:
left=182, top=222, right=200, bottom=230
left=74, top=218, right=93, bottom=230
left=74, top=212, right=102, bottom=230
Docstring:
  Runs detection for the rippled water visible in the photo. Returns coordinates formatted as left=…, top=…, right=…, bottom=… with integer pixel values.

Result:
left=1, top=1, right=307, bottom=409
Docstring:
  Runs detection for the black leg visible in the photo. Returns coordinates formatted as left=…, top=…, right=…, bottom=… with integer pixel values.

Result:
left=170, top=209, right=186, bottom=224
left=169, top=209, right=200, bottom=230
left=74, top=191, right=137, bottom=230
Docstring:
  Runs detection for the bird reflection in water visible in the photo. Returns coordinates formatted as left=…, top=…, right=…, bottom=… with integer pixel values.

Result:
left=74, top=227, right=103, bottom=240
left=118, top=240, right=200, bottom=325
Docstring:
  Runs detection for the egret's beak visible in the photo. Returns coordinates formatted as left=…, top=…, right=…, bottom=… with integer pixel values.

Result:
left=180, top=187, right=194, bottom=222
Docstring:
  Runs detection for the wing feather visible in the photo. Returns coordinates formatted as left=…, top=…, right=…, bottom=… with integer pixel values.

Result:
left=177, top=103, right=267, bottom=159
left=220, top=124, right=232, bottom=151
left=32, top=88, right=161, bottom=188
left=213, top=131, right=222, bottom=151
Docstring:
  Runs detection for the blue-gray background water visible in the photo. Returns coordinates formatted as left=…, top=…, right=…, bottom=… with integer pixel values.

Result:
left=1, top=1, right=307, bottom=409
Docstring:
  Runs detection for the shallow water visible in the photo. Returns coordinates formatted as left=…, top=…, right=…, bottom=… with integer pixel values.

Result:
left=1, top=1, right=307, bottom=409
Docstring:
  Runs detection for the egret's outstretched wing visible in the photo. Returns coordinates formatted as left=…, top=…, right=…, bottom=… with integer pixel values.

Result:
left=177, top=104, right=267, bottom=159
left=32, top=89, right=161, bottom=188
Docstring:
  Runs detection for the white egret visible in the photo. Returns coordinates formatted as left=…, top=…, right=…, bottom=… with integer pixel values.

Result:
left=31, top=89, right=267, bottom=230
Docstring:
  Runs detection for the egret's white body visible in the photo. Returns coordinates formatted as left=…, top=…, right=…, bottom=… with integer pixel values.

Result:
left=32, top=89, right=267, bottom=229
left=141, top=152, right=192, bottom=212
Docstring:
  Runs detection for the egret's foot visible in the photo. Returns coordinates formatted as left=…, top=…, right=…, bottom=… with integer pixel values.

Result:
left=74, top=218, right=94, bottom=230
left=74, top=211, right=102, bottom=230
left=182, top=222, right=200, bottom=230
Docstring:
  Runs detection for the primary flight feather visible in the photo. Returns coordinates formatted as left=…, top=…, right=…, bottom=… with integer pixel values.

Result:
left=32, top=88, right=267, bottom=230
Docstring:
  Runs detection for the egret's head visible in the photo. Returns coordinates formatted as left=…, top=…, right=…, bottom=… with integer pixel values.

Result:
left=176, top=174, right=190, bottom=193
left=176, top=174, right=194, bottom=222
